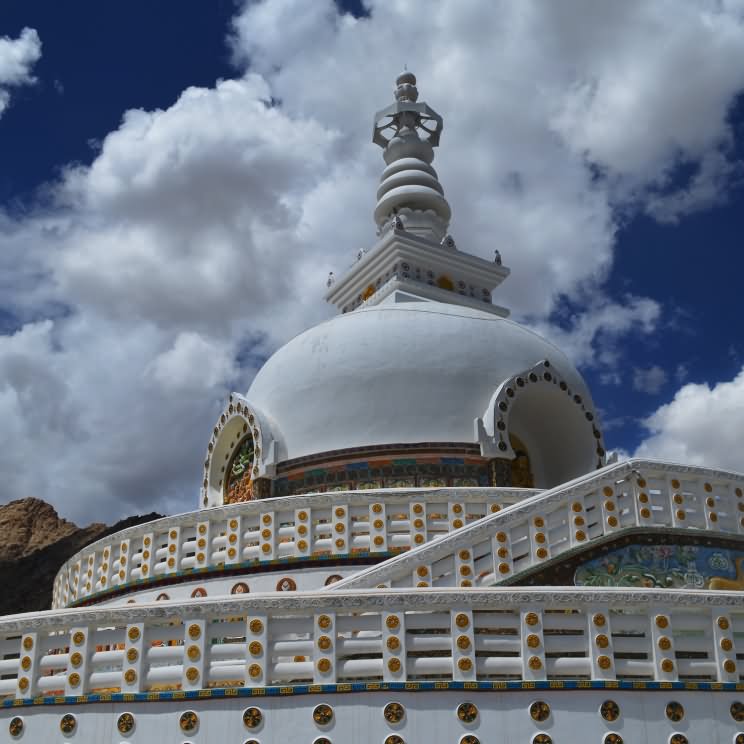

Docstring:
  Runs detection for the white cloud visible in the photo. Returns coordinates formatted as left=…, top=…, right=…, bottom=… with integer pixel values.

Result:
left=1, top=2, right=744, bottom=522
left=0, top=28, right=41, bottom=117
left=634, top=367, right=744, bottom=470
left=633, top=365, right=669, bottom=395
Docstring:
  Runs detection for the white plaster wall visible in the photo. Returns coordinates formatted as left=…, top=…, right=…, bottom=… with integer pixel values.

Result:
left=0, top=689, right=739, bottom=743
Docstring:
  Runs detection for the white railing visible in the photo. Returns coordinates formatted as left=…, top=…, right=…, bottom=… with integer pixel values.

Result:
left=52, top=487, right=539, bottom=608
left=331, top=458, right=744, bottom=590
left=4, top=587, right=744, bottom=700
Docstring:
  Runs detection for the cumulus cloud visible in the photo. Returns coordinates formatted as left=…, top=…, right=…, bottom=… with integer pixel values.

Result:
left=633, top=365, right=669, bottom=395
left=1, top=1, right=744, bottom=521
left=0, top=28, right=41, bottom=117
left=634, top=367, right=744, bottom=471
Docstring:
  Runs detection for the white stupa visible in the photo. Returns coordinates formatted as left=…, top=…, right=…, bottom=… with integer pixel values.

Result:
left=0, top=72, right=742, bottom=744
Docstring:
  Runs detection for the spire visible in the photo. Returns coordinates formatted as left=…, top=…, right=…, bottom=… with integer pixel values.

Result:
left=372, top=72, right=451, bottom=241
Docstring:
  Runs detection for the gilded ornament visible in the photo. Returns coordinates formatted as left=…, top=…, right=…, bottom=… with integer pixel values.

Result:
left=229, top=519, right=238, bottom=530
left=179, top=710, right=198, bottom=732
left=373, top=536, right=384, bottom=546
left=388, top=658, right=401, bottom=672
left=603, top=486, right=613, bottom=497
left=528, top=655, right=542, bottom=670
left=595, top=634, right=609, bottom=649
left=640, top=508, right=651, bottom=518
left=730, top=701, right=744, bottom=722
left=534, top=532, right=546, bottom=544
left=604, top=734, right=623, bottom=744
left=142, top=550, right=150, bottom=560
left=605, top=500, right=615, bottom=511
left=227, top=548, right=236, bottom=559
left=261, top=529, right=270, bottom=539
left=737, top=487, right=743, bottom=497
left=243, top=706, right=262, bottom=728
left=67, top=672, right=80, bottom=687
left=335, top=507, right=346, bottom=518
left=128, top=627, right=141, bottom=642
left=673, top=493, right=683, bottom=504
left=724, top=659, right=737, bottom=673
left=313, top=703, right=333, bottom=725
left=249, top=619, right=264, bottom=634
left=185, top=666, right=199, bottom=682
left=676, top=509, right=686, bottom=520
left=575, top=530, right=586, bottom=541
left=658, top=636, right=672, bottom=651
left=261, top=544, right=271, bottom=553
left=413, top=518, right=424, bottom=529
left=710, top=512, right=718, bottom=522
left=665, top=701, right=684, bottom=722
left=455, top=613, right=469, bottom=628
left=452, top=504, right=463, bottom=514
left=597, top=655, right=611, bottom=670
left=17, top=677, right=28, bottom=692
left=126, top=648, right=138, bottom=663
left=124, top=669, right=137, bottom=684
left=497, top=547, right=509, bottom=558
left=318, top=615, right=332, bottom=629
left=457, top=635, right=471, bottom=650
left=384, top=738, right=404, bottom=744
left=572, top=502, right=582, bottom=512
left=637, top=477, right=646, bottom=488
left=655, top=615, right=669, bottom=629
left=529, top=700, right=550, bottom=721
left=526, top=634, right=540, bottom=648
left=384, top=701, right=405, bottom=723
left=661, top=659, right=674, bottom=673
left=460, top=579, right=473, bottom=587
left=317, top=636, right=332, bottom=651
left=638, top=492, right=649, bottom=503
left=496, top=531, right=507, bottom=543
left=721, top=638, right=733, bottom=652
left=525, top=612, right=539, bottom=626
left=387, top=636, right=400, bottom=651
left=9, top=717, right=23, bottom=737
left=262, top=514, right=271, bottom=525
left=607, top=516, right=618, bottom=527
left=460, top=565, right=472, bottom=576
left=498, top=562, right=510, bottom=574
left=248, top=663, right=262, bottom=678
left=600, top=699, right=620, bottom=722
left=536, top=547, right=547, bottom=559
left=417, top=580, right=428, bottom=587
left=459, top=549, right=470, bottom=561
left=188, top=645, right=201, bottom=661
left=20, top=656, right=31, bottom=671
left=533, top=517, right=544, bottom=528
left=491, top=504, right=501, bottom=513
left=22, top=637, right=33, bottom=651
left=169, top=530, right=177, bottom=540
left=452, top=519, right=463, bottom=529
left=188, top=623, right=202, bottom=640
left=414, top=534, right=424, bottom=544
left=167, top=557, right=175, bottom=568
left=670, top=736, right=688, bottom=744
left=373, top=519, right=384, bottom=529
left=72, top=631, right=85, bottom=646
left=334, top=523, right=345, bottom=534
left=704, top=482, right=713, bottom=492
left=457, top=702, right=478, bottom=722
left=60, top=714, right=76, bottom=734
left=533, top=736, right=552, bottom=744
left=70, top=651, right=82, bottom=667
left=298, top=539, right=308, bottom=551
left=461, top=736, right=480, bottom=744
left=197, top=525, right=206, bottom=536
left=416, top=566, right=428, bottom=577
left=574, top=515, right=585, bottom=526
left=298, top=510, right=308, bottom=521
left=386, top=615, right=400, bottom=630
left=412, top=504, right=423, bottom=514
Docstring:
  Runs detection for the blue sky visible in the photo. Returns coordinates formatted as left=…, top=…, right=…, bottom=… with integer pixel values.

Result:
left=1, top=1, right=744, bottom=522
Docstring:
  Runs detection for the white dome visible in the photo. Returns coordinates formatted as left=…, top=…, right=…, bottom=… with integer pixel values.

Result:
left=246, top=299, right=602, bottom=487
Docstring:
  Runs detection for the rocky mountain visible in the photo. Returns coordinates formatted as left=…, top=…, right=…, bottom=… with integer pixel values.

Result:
left=0, top=498, right=162, bottom=615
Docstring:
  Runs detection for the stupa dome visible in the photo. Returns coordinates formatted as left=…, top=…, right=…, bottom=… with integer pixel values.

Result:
left=246, top=297, right=603, bottom=489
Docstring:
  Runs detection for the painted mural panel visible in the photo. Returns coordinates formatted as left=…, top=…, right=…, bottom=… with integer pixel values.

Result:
left=574, top=543, right=744, bottom=590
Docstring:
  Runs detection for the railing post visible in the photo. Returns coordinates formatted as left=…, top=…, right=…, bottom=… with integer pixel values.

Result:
left=259, top=510, right=275, bottom=562
left=313, top=612, right=337, bottom=684
left=116, top=538, right=131, bottom=587
left=16, top=632, right=40, bottom=699
left=65, top=626, right=90, bottom=695
left=382, top=611, right=406, bottom=682
left=246, top=613, right=268, bottom=687
left=668, top=475, right=687, bottom=528
left=650, top=609, right=678, bottom=682
left=528, top=515, right=550, bottom=567
left=82, top=551, right=97, bottom=597
left=587, top=607, right=616, bottom=680
left=295, top=507, right=312, bottom=557
left=455, top=547, right=475, bottom=588
left=451, top=609, right=476, bottom=681
left=370, top=501, right=388, bottom=554
left=166, top=526, right=181, bottom=575
left=491, top=530, right=513, bottom=581
left=332, top=504, right=350, bottom=556
left=196, top=519, right=211, bottom=568
left=99, top=543, right=112, bottom=591
left=226, top=516, right=240, bottom=565
left=702, top=482, right=720, bottom=531
left=69, top=559, right=82, bottom=602
left=569, top=497, right=588, bottom=548
left=123, top=623, right=145, bottom=693
left=712, top=611, right=738, bottom=682
left=409, top=501, right=427, bottom=548
left=448, top=500, right=465, bottom=533
left=520, top=609, right=546, bottom=681
left=182, top=619, right=206, bottom=691
left=600, top=485, right=621, bottom=536
left=140, top=532, right=154, bottom=579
